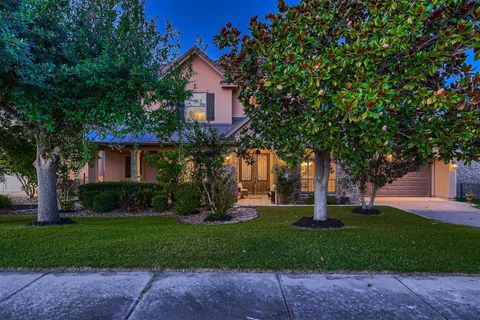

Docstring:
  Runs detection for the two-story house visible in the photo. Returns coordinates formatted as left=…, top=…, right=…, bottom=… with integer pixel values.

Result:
left=80, top=46, right=457, bottom=202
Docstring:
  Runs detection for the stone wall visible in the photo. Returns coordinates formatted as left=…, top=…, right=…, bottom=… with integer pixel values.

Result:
left=457, top=161, right=480, bottom=184
left=335, top=164, right=360, bottom=205
left=456, top=161, right=480, bottom=199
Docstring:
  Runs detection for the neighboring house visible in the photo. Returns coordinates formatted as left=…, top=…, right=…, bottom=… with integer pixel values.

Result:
left=456, top=161, right=480, bottom=199
left=0, top=175, right=26, bottom=195
left=80, top=46, right=458, bottom=202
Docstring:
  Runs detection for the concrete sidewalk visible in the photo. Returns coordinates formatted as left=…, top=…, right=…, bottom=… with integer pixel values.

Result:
left=0, top=271, right=479, bottom=319
left=376, top=197, right=480, bottom=228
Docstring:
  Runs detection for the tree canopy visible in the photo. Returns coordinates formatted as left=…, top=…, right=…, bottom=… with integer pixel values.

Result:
left=216, top=0, right=479, bottom=222
left=0, top=0, right=189, bottom=222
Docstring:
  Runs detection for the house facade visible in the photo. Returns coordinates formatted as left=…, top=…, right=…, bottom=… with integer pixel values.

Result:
left=79, top=47, right=458, bottom=202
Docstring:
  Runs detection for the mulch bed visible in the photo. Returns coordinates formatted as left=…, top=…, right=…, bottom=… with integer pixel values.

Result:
left=293, top=217, right=345, bottom=229
left=178, top=207, right=258, bottom=225
left=351, top=207, right=382, bottom=216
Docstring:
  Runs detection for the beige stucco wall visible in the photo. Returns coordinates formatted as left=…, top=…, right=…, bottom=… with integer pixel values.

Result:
left=104, top=151, right=129, bottom=182
left=189, top=56, right=233, bottom=124
left=432, top=159, right=456, bottom=199
left=232, top=89, right=245, bottom=117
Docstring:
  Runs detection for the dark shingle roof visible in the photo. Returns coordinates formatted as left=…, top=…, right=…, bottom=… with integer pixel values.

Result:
left=88, top=120, right=247, bottom=145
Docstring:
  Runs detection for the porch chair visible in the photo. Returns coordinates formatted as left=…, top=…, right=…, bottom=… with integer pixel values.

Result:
left=237, top=183, right=248, bottom=199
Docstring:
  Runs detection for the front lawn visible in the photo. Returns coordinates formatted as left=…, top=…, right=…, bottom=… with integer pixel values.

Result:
left=0, top=206, right=479, bottom=273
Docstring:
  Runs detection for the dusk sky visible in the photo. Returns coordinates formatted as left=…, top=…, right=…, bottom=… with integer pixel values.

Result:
left=145, top=0, right=299, bottom=59
left=146, top=0, right=478, bottom=71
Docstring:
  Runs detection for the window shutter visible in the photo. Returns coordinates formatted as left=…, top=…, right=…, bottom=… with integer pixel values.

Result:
left=177, top=102, right=185, bottom=121
left=206, top=93, right=215, bottom=122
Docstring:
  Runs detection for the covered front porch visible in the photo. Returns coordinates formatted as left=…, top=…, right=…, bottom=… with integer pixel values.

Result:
left=81, top=147, right=160, bottom=184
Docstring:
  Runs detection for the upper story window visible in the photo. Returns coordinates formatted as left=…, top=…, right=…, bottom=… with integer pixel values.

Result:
left=185, top=93, right=207, bottom=122
left=184, top=92, right=215, bottom=122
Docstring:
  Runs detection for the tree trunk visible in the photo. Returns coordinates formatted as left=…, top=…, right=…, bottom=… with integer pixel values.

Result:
left=360, top=192, right=367, bottom=210
left=313, top=150, right=331, bottom=221
left=366, top=187, right=378, bottom=209
left=35, top=144, right=60, bottom=223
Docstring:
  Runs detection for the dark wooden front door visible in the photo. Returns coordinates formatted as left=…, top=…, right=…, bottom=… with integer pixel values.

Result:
left=239, top=154, right=270, bottom=195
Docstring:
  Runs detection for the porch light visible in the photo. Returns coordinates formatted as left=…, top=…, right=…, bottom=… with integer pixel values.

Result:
left=450, top=162, right=458, bottom=170
left=225, top=156, right=231, bottom=161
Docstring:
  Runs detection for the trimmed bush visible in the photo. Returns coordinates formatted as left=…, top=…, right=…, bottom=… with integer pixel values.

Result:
left=152, top=194, right=168, bottom=212
left=173, top=183, right=200, bottom=215
left=119, top=190, right=154, bottom=212
left=79, top=182, right=158, bottom=211
left=91, top=192, right=117, bottom=213
left=304, top=195, right=343, bottom=205
left=0, top=195, right=13, bottom=209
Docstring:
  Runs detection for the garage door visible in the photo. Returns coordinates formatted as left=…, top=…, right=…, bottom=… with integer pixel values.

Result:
left=373, top=165, right=430, bottom=197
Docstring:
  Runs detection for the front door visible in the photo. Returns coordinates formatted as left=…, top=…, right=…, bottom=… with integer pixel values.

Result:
left=239, top=154, right=270, bottom=195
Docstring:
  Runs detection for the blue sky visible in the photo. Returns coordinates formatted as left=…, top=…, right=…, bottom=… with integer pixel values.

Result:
left=146, top=0, right=478, bottom=71
left=146, top=0, right=299, bottom=59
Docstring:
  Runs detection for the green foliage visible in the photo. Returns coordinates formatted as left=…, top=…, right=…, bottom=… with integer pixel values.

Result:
left=0, top=0, right=189, bottom=219
left=272, top=164, right=299, bottom=204
left=152, top=194, right=168, bottom=212
left=305, top=195, right=340, bottom=205
left=91, top=192, right=117, bottom=213
left=79, top=182, right=158, bottom=211
left=216, top=0, right=480, bottom=210
left=0, top=118, right=37, bottom=198
left=119, top=190, right=154, bottom=212
left=173, top=183, right=201, bottom=215
left=0, top=195, right=13, bottom=209
left=184, top=124, right=236, bottom=217
left=145, top=148, right=188, bottom=203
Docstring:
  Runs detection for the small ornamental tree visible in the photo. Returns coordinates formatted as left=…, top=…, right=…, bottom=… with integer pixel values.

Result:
left=0, top=0, right=189, bottom=223
left=184, top=124, right=236, bottom=219
left=216, top=0, right=479, bottom=223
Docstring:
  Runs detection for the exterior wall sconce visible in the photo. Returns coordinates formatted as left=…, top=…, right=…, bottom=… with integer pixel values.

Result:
left=450, top=162, right=458, bottom=170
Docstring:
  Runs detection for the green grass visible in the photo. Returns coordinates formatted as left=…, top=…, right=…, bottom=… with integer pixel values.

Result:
left=0, top=206, right=479, bottom=273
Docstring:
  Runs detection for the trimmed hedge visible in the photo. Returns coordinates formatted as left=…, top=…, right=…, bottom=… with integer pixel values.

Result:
left=0, top=195, right=12, bottom=209
left=173, top=183, right=200, bottom=215
left=305, top=195, right=348, bottom=205
left=152, top=194, right=168, bottom=212
left=79, top=182, right=159, bottom=211
left=92, top=192, right=116, bottom=213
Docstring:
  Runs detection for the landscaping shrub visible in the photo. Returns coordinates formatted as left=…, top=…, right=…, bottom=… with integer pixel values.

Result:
left=91, top=192, right=116, bottom=213
left=119, top=190, right=154, bottom=212
left=79, top=182, right=158, bottom=211
left=272, top=164, right=299, bottom=204
left=152, top=194, right=168, bottom=212
left=0, top=195, right=12, bottom=209
left=173, top=183, right=200, bottom=215
left=205, top=165, right=237, bottom=220
left=305, top=195, right=346, bottom=205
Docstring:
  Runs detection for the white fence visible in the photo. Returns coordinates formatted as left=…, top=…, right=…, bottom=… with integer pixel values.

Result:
left=0, top=175, right=25, bottom=194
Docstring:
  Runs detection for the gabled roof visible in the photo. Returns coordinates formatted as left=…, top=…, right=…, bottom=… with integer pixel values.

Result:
left=176, top=46, right=225, bottom=78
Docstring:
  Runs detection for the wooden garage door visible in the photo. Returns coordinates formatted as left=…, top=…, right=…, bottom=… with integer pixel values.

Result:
left=374, top=165, right=430, bottom=197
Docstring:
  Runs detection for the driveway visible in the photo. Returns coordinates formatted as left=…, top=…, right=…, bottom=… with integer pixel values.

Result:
left=0, top=271, right=479, bottom=320
left=376, top=197, right=480, bottom=228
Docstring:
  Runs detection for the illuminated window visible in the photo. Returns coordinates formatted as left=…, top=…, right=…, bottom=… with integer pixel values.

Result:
left=241, top=158, right=252, bottom=180
left=300, top=160, right=336, bottom=193
left=185, top=93, right=207, bottom=122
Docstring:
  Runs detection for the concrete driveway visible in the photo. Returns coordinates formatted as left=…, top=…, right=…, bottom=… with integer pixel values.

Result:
left=376, top=197, right=480, bottom=228
left=1, top=271, right=479, bottom=320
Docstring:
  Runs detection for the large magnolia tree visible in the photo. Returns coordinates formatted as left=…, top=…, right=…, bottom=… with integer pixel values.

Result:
left=216, top=0, right=479, bottom=222
left=0, top=0, right=189, bottom=223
